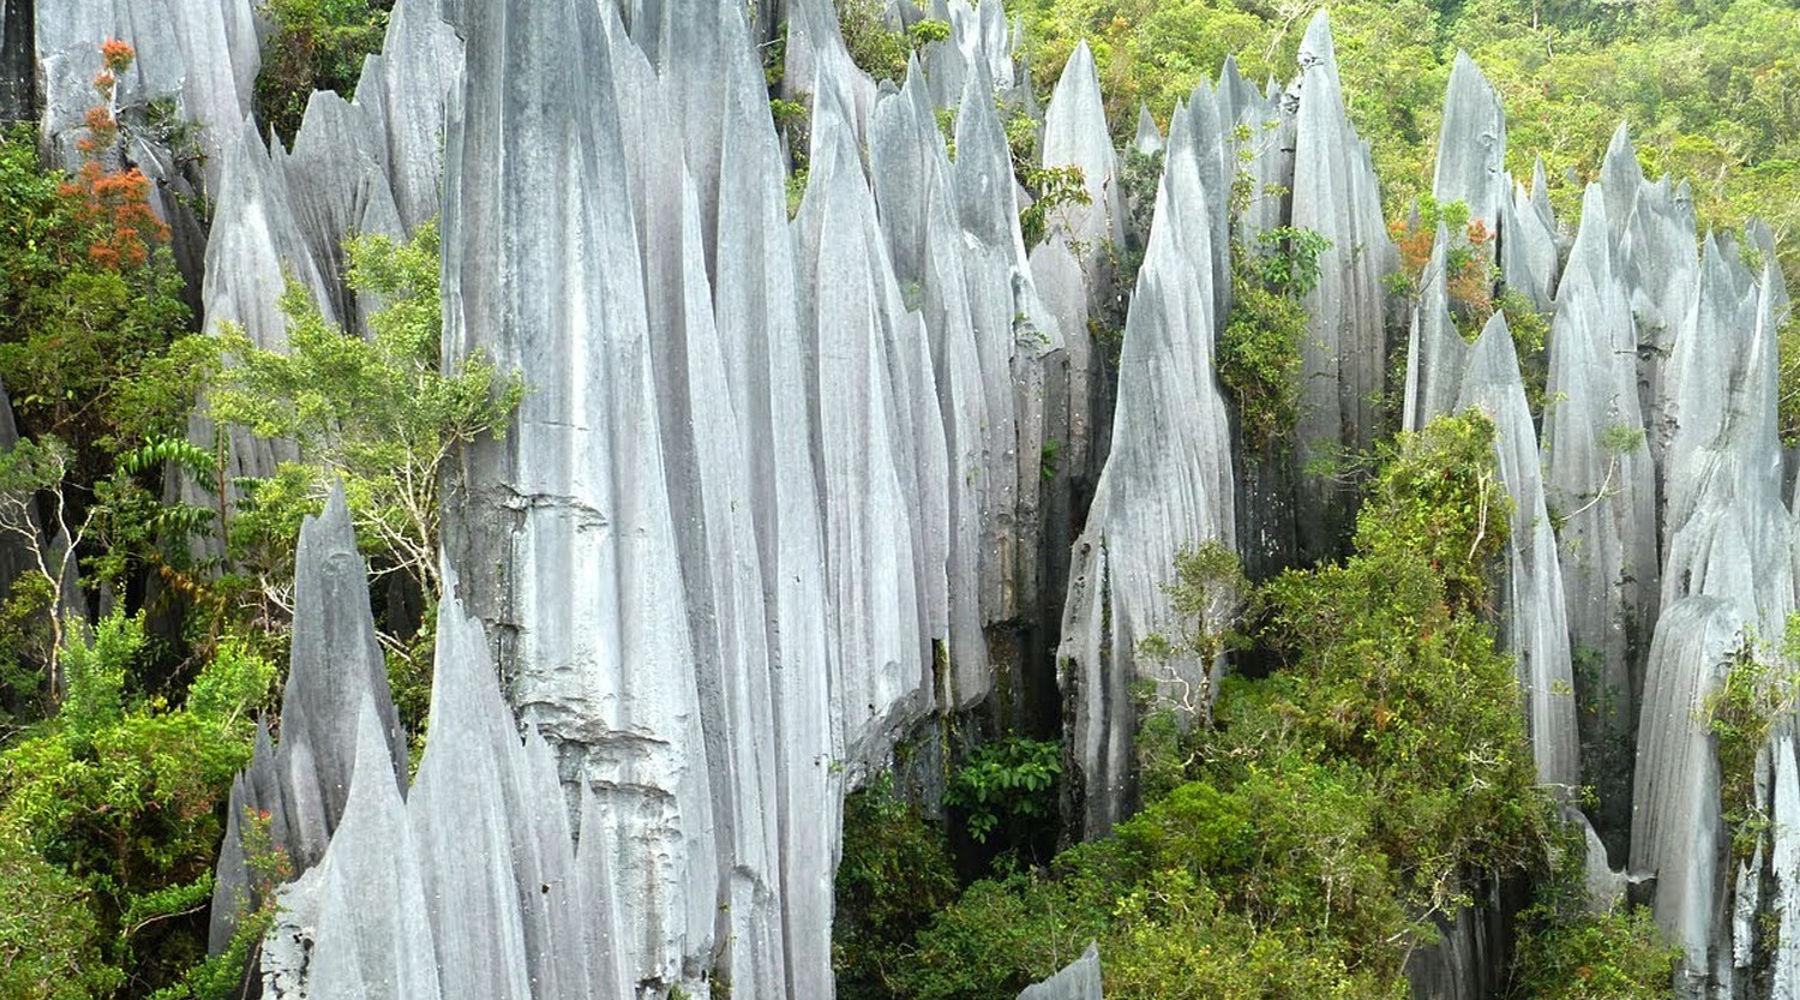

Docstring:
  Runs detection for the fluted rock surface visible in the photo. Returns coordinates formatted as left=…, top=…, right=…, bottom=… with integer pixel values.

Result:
left=1059, top=101, right=1236, bottom=838
left=34, top=0, right=257, bottom=186
left=1497, top=158, right=1561, bottom=313
left=1018, top=943, right=1105, bottom=1000
left=1631, top=597, right=1748, bottom=994
left=1432, top=52, right=1508, bottom=231
left=1458, top=313, right=1580, bottom=789
left=1401, top=224, right=1470, bottom=433
left=176, top=8, right=1800, bottom=999
left=1288, top=11, right=1399, bottom=559
left=209, top=485, right=406, bottom=954
left=1541, top=184, right=1659, bottom=851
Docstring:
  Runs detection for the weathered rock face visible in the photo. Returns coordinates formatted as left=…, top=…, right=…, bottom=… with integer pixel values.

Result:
left=1631, top=225, right=1795, bottom=994
left=1631, top=596, right=1747, bottom=995
left=0, top=0, right=33, bottom=123
left=1541, top=184, right=1659, bottom=856
left=1432, top=52, right=1508, bottom=231
left=209, top=485, right=406, bottom=954
left=34, top=0, right=258, bottom=187
left=1401, top=224, right=1470, bottom=433
left=1058, top=101, right=1237, bottom=838
left=1498, top=157, right=1561, bottom=313
left=1457, top=313, right=1580, bottom=790
left=439, top=2, right=721, bottom=991
left=1017, top=942, right=1105, bottom=1000
left=1288, top=10, right=1399, bottom=560
left=179, top=5, right=1800, bottom=998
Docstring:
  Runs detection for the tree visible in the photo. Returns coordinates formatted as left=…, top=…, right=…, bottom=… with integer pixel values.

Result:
left=206, top=220, right=523, bottom=667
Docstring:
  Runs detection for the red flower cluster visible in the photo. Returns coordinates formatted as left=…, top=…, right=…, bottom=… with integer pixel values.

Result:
left=58, top=38, right=169, bottom=269
left=100, top=38, right=136, bottom=74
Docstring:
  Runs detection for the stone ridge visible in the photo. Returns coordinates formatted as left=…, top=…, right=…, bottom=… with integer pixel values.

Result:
left=138, top=1, right=1800, bottom=996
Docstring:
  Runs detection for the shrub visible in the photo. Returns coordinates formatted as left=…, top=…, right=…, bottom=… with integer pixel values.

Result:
left=1511, top=905, right=1679, bottom=999
left=835, top=0, right=947, bottom=83
left=1019, top=165, right=1092, bottom=250
left=942, top=736, right=1062, bottom=847
left=893, top=413, right=1551, bottom=999
left=833, top=775, right=960, bottom=1000
left=255, top=0, right=392, bottom=143
left=0, top=612, right=269, bottom=994
left=1219, top=218, right=1330, bottom=451
left=1700, top=626, right=1800, bottom=861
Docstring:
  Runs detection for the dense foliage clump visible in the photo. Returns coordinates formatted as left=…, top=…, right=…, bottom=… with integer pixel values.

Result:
left=835, top=0, right=952, bottom=83
left=1218, top=211, right=1329, bottom=450
left=842, top=413, right=1675, bottom=999
left=0, top=612, right=274, bottom=994
left=256, top=0, right=395, bottom=143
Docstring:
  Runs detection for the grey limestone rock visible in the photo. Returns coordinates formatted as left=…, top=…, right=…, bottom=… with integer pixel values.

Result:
left=1618, top=170, right=1698, bottom=474
left=1541, top=185, right=1659, bottom=851
left=1288, top=11, right=1398, bottom=560
left=1660, top=236, right=1794, bottom=639
left=1132, top=104, right=1161, bottom=155
left=1401, top=224, right=1469, bottom=433
left=1600, top=124, right=1645, bottom=247
left=1039, top=40, right=1126, bottom=294
left=1432, top=52, right=1508, bottom=231
left=1498, top=164, right=1560, bottom=314
left=1017, top=942, right=1104, bottom=1000
left=1457, top=313, right=1580, bottom=790
left=271, top=698, right=440, bottom=1000
left=439, top=0, right=719, bottom=987
left=35, top=0, right=258, bottom=189
left=1630, top=223, right=1793, bottom=993
left=1772, top=738, right=1800, bottom=998
left=1035, top=37, right=1123, bottom=519
left=209, top=485, right=406, bottom=954
left=795, top=71, right=945, bottom=745
left=1058, top=104, right=1236, bottom=838
left=1630, top=597, right=1748, bottom=994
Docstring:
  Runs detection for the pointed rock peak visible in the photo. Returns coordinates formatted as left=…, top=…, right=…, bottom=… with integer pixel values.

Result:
left=315, top=479, right=355, bottom=539
left=343, top=694, right=405, bottom=815
left=1430, top=220, right=1454, bottom=265
left=1568, top=183, right=1613, bottom=270
left=1466, top=309, right=1523, bottom=386
left=1299, top=10, right=1337, bottom=70
left=422, top=560, right=509, bottom=749
left=1133, top=104, right=1161, bottom=153
left=1601, top=122, right=1643, bottom=221
left=1017, top=941, right=1103, bottom=999
left=1448, top=49, right=1491, bottom=88
left=1065, top=38, right=1097, bottom=81
left=1047, top=38, right=1105, bottom=128
left=1219, top=53, right=1245, bottom=91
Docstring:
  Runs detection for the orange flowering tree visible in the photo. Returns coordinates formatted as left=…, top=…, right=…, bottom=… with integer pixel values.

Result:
left=0, top=39, right=204, bottom=715
left=1386, top=196, right=1550, bottom=409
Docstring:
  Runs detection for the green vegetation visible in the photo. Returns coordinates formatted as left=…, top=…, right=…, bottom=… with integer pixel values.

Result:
left=255, top=0, right=395, bottom=143
left=0, top=612, right=274, bottom=994
left=0, top=35, right=520, bottom=990
left=1019, top=164, right=1093, bottom=250
left=1389, top=195, right=1551, bottom=408
left=1006, top=0, right=1799, bottom=290
left=835, top=0, right=952, bottom=83
left=1700, top=623, right=1800, bottom=862
left=833, top=775, right=961, bottom=1000
left=1219, top=217, right=1330, bottom=450
left=942, top=736, right=1062, bottom=846
left=1508, top=822, right=1680, bottom=1000
left=839, top=413, right=1676, bottom=998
